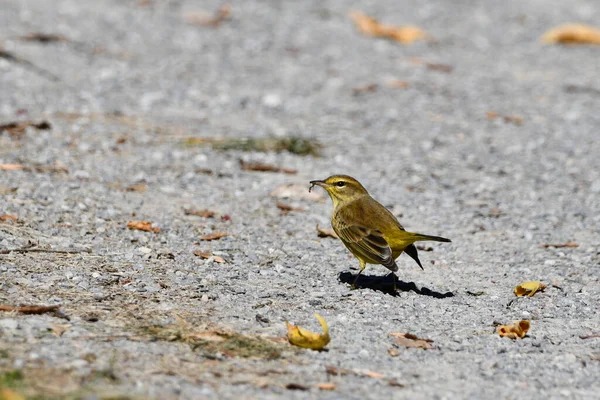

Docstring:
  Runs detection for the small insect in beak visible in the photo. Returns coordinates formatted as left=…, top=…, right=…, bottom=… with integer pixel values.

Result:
left=309, top=180, right=327, bottom=193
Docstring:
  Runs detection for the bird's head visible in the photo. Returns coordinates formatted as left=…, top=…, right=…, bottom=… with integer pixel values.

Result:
left=309, top=175, right=369, bottom=207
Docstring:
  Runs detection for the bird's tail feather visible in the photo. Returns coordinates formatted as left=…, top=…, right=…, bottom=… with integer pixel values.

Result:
left=409, top=233, right=451, bottom=243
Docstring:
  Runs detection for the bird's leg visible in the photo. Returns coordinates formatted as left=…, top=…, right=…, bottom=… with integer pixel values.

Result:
left=351, top=259, right=366, bottom=289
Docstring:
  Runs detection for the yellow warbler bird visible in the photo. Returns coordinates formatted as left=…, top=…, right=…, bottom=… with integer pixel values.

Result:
left=309, top=175, right=451, bottom=288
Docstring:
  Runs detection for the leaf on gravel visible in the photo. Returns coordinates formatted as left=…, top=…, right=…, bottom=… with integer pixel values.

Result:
left=126, top=221, right=161, bottom=233
left=276, top=201, right=303, bottom=215
left=285, top=383, right=309, bottom=391
left=125, top=182, right=147, bottom=192
left=199, top=232, right=228, bottom=241
left=541, top=241, right=578, bottom=248
left=0, top=164, right=25, bottom=171
left=185, top=208, right=216, bottom=218
left=316, top=382, right=336, bottom=391
left=185, top=137, right=322, bottom=156
left=185, top=4, right=232, bottom=27
left=286, top=313, right=330, bottom=351
left=497, top=320, right=530, bottom=339
left=48, top=323, right=71, bottom=337
left=325, top=366, right=386, bottom=379
left=0, top=214, right=18, bottom=222
left=317, top=225, right=338, bottom=239
left=352, top=83, right=379, bottom=95
left=389, top=332, right=433, bottom=349
left=487, top=111, right=523, bottom=125
left=193, top=250, right=225, bottom=263
left=514, top=281, right=546, bottom=297
left=579, top=333, right=600, bottom=339
left=270, top=183, right=324, bottom=202
left=349, top=10, right=428, bottom=44
left=542, top=24, right=600, bottom=45
left=0, top=120, right=51, bottom=137
left=387, top=79, right=410, bottom=89
left=466, top=290, right=485, bottom=296
left=19, top=33, right=68, bottom=43
left=239, top=159, right=297, bottom=174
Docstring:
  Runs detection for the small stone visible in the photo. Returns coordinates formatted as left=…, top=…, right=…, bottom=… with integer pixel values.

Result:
left=137, top=247, right=152, bottom=254
left=262, top=93, right=282, bottom=108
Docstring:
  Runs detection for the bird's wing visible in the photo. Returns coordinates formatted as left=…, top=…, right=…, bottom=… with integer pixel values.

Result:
left=333, top=212, right=398, bottom=272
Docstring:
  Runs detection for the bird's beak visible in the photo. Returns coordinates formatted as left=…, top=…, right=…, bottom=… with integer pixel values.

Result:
left=309, top=180, right=329, bottom=192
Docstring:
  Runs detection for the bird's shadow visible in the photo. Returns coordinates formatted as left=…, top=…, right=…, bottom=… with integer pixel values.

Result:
left=338, top=271, right=454, bottom=299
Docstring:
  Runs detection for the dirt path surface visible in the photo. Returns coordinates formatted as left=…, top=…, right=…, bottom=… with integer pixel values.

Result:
left=1, top=1, right=599, bottom=399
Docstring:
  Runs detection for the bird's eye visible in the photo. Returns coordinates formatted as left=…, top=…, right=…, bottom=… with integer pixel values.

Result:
left=336, top=181, right=346, bottom=187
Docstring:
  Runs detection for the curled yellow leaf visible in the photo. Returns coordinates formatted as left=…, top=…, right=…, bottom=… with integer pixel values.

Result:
left=542, top=24, right=600, bottom=45
left=286, top=313, right=330, bottom=350
left=514, top=281, right=546, bottom=297
left=497, top=320, right=530, bottom=339
left=349, top=11, right=428, bottom=45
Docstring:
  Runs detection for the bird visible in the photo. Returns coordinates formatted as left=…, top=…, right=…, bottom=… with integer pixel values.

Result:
left=309, top=175, right=451, bottom=289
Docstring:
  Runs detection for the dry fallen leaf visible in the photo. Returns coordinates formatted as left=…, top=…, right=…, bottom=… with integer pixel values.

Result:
left=48, top=323, right=71, bottom=337
left=497, top=320, right=530, bottom=339
left=349, top=10, right=428, bottom=44
left=270, top=183, right=324, bottom=202
left=126, top=221, right=161, bottom=233
left=0, top=214, right=18, bottom=222
left=487, top=111, right=524, bottom=125
left=193, top=250, right=226, bottom=263
left=387, top=347, right=400, bottom=357
left=389, top=332, right=433, bottom=349
left=19, top=33, right=68, bottom=43
left=514, top=281, right=547, bottom=297
left=352, top=83, right=379, bottom=96
left=125, top=182, right=147, bottom=192
left=317, top=224, right=338, bottom=239
left=0, top=120, right=51, bottom=137
left=0, top=164, right=25, bottom=171
left=185, top=208, right=216, bottom=218
left=387, top=79, right=410, bottom=89
left=542, top=23, right=600, bottom=45
left=185, top=4, right=232, bottom=27
left=286, top=313, right=330, bottom=351
left=316, top=383, right=336, bottom=391
left=276, top=201, right=303, bottom=215
left=239, top=159, right=297, bottom=174
left=199, top=232, right=228, bottom=241
left=541, top=242, right=578, bottom=248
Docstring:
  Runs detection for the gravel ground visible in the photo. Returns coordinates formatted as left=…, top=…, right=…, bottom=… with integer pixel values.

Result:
left=1, top=0, right=600, bottom=399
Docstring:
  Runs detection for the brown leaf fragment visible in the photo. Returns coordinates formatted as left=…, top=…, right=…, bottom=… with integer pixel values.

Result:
left=325, top=365, right=353, bottom=376
left=349, top=11, right=428, bottom=44
left=199, top=232, right=228, bottom=241
left=0, top=304, right=61, bottom=314
left=352, top=83, right=379, bottom=96
left=0, top=164, right=24, bottom=171
left=388, top=380, right=406, bottom=387
left=126, top=221, right=161, bottom=233
left=389, top=332, right=433, bottom=349
left=19, top=33, right=68, bottom=43
left=48, top=323, right=71, bottom=337
left=541, top=242, right=579, bottom=248
left=193, top=250, right=225, bottom=263
left=486, top=111, right=523, bottom=125
left=363, top=371, right=384, bottom=379
left=0, top=214, right=18, bottom=222
left=185, top=208, right=216, bottom=218
left=185, top=4, right=232, bottom=27
left=316, top=383, right=336, bottom=391
left=497, top=320, right=530, bottom=339
left=426, top=62, right=453, bottom=73
left=579, top=333, right=600, bottom=340
left=388, top=347, right=400, bottom=357
left=239, top=159, right=297, bottom=174
left=387, top=79, right=410, bottom=89
left=0, top=120, right=51, bottom=137
left=416, top=244, right=433, bottom=251
left=542, top=24, right=600, bottom=45
left=125, top=182, right=147, bottom=192
left=317, top=224, right=338, bottom=239
left=286, top=383, right=309, bottom=391
left=276, top=201, right=303, bottom=215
